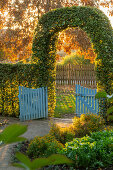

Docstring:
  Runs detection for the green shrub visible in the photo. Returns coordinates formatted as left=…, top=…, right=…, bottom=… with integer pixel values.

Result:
left=95, top=91, right=113, bottom=122
left=50, top=114, right=105, bottom=144
left=59, top=130, right=113, bottom=169
left=107, top=96, right=113, bottom=122
left=27, top=134, right=63, bottom=159
left=72, top=113, right=105, bottom=137
left=49, top=123, right=75, bottom=145
left=57, top=52, right=91, bottom=66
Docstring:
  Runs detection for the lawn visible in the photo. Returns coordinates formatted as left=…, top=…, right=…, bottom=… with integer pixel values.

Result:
left=54, top=87, right=76, bottom=117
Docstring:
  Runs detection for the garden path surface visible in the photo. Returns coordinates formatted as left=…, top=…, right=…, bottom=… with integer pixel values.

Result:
left=0, top=114, right=74, bottom=169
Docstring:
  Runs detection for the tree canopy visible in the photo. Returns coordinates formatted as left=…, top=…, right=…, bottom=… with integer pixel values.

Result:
left=0, top=0, right=113, bottom=62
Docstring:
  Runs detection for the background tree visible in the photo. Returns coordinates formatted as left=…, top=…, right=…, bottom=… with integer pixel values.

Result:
left=0, top=0, right=112, bottom=63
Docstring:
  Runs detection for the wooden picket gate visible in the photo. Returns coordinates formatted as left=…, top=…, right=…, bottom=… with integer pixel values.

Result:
left=18, top=86, right=48, bottom=121
left=75, top=84, right=99, bottom=116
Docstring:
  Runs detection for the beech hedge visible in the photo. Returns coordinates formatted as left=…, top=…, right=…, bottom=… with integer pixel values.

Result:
left=0, top=63, right=39, bottom=117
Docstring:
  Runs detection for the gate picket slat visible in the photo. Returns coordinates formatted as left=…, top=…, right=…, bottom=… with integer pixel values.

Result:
left=89, top=88, right=92, bottom=113
left=42, top=87, right=45, bottom=117
left=18, top=86, right=48, bottom=121
left=92, top=89, right=95, bottom=111
left=31, top=89, right=35, bottom=119
left=38, top=88, right=41, bottom=118
left=25, top=88, right=28, bottom=120
left=29, top=88, right=32, bottom=120
left=34, top=90, right=36, bottom=118
left=78, top=85, right=81, bottom=116
left=42, top=87, right=44, bottom=116
left=40, top=88, right=43, bottom=117
left=19, top=86, right=24, bottom=121
left=36, top=89, right=38, bottom=117
left=45, top=87, right=48, bottom=117
left=81, top=86, right=84, bottom=114
left=24, top=87, right=27, bottom=121
left=75, top=85, right=78, bottom=116
left=28, top=88, right=30, bottom=120
left=86, top=87, right=89, bottom=113
left=94, top=89, right=97, bottom=112
left=84, top=87, right=86, bottom=114
left=34, top=89, right=36, bottom=118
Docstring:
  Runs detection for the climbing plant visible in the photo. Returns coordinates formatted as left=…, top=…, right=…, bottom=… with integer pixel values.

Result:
left=32, top=6, right=113, bottom=116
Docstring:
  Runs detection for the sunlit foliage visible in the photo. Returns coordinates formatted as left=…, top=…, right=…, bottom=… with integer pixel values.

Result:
left=0, top=0, right=112, bottom=63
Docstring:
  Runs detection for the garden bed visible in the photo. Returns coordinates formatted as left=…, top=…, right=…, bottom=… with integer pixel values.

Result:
left=8, top=114, right=113, bottom=170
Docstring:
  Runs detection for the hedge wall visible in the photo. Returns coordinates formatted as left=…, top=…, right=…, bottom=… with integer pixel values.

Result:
left=32, top=6, right=113, bottom=116
left=0, top=63, right=39, bottom=117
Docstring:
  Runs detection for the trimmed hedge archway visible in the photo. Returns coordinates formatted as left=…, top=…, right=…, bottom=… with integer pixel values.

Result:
left=32, top=6, right=113, bottom=116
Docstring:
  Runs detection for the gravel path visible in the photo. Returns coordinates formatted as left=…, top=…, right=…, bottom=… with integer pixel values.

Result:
left=0, top=116, right=74, bottom=169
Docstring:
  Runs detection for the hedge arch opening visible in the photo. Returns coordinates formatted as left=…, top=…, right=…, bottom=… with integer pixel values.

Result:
left=32, top=6, right=113, bottom=116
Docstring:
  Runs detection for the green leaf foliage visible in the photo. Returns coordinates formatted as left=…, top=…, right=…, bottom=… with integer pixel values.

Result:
left=57, top=52, right=91, bottom=66
left=107, top=96, right=113, bottom=102
left=95, top=91, right=113, bottom=121
left=0, top=63, right=39, bottom=117
left=95, top=91, right=107, bottom=99
left=13, top=152, right=73, bottom=169
left=27, top=134, right=63, bottom=159
left=59, top=130, right=113, bottom=169
left=107, top=106, right=113, bottom=115
left=0, top=124, right=27, bottom=145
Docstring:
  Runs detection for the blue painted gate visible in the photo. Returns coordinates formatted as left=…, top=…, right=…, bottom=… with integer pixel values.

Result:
left=75, top=84, right=99, bottom=116
left=18, top=86, right=48, bottom=121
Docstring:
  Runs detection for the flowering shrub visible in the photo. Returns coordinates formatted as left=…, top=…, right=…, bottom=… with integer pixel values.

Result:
left=49, top=123, right=75, bottom=144
left=50, top=114, right=105, bottom=144
left=59, top=130, right=113, bottom=169
left=27, top=134, right=63, bottom=159
left=72, top=113, right=105, bottom=137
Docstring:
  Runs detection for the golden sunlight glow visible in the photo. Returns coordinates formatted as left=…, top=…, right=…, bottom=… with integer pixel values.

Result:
left=99, top=6, right=113, bottom=27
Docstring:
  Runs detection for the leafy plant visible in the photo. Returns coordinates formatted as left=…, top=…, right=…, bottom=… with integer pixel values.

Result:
left=95, top=91, right=113, bottom=122
left=0, top=124, right=73, bottom=169
left=57, top=52, right=91, bottom=66
left=0, top=124, right=27, bottom=146
left=50, top=114, right=105, bottom=145
left=49, top=123, right=75, bottom=144
left=72, top=113, right=105, bottom=137
left=95, top=91, right=107, bottom=98
left=27, top=134, right=63, bottom=159
left=59, top=130, right=113, bottom=169
left=13, top=152, right=73, bottom=170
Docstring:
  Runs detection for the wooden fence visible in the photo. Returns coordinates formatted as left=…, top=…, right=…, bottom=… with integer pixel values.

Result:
left=18, top=86, right=48, bottom=121
left=56, top=64, right=97, bottom=88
